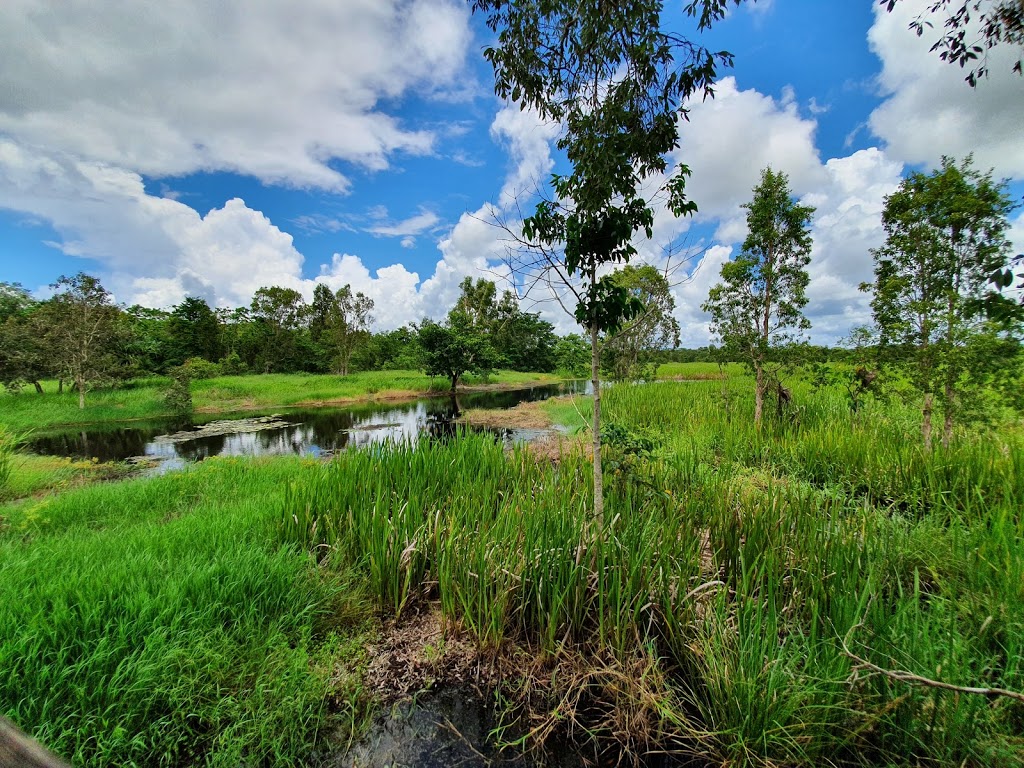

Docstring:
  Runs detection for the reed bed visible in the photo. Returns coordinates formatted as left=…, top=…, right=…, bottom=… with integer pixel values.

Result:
left=283, top=377, right=1024, bottom=766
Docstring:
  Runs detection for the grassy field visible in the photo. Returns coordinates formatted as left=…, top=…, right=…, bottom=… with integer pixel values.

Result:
left=0, top=369, right=561, bottom=432
left=0, top=457, right=373, bottom=767
left=4, top=368, right=1023, bottom=766
left=284, top=374, right=1024, bottom=766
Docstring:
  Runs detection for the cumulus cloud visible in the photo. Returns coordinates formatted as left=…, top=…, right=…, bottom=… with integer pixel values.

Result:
left=0, top=0, right=473, bottom=190
left=868, top=0, right=1024, bottom=177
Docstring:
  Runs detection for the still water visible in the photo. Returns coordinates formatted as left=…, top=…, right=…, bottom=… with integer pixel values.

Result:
left=28, top=381, right=589, bottom=468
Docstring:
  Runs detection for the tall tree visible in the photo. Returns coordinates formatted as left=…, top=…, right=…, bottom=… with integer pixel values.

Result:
left=602, top=265, right=681, bottom=382
left=250, top=286, right=307, bottom=372
left=473, top=0, right=733, bottom=519
left=167, top=297, right=222, bottom=365
left=863, top=156, right=1018, bottom=449
left=43, top=273, right=123, bottom=409
left=330, top=285, right=375, bottom=376
left=702, top=168, right=815, bottom=427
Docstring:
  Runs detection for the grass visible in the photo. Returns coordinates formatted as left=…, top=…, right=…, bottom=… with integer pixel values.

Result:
left=281, top=373, right=1024, bottom=766
left=0, top=369, right=562, bottom=432
left=6, top=366, right=1024, bottom=766
left=0, top=457, right=374, bottom=767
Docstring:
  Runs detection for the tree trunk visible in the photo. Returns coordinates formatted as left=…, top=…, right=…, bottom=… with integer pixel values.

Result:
left=450, top=374, right=458, bottom=393
left=590, top=321, right=603, bottom=521
left=922, top=392, right=934, bottom=451
left=77, top=376, right=85, bottom=409
left=58, top=378, right=63, bottom=394
left=942, top=381, right=954, bottom=449
left=33, top=380, right=43, bottom=394
left=754, top=364, right=765, bottom=428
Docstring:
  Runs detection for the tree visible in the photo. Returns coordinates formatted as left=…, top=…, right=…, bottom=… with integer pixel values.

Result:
left=325, top=284, right=374, bottom=376
left=554, top=334, right=593, bottom=378
left=473, top=0, right=734, bottom=519
left=863, top=156, right=1018, bottom=449
left=250, top=286, right=307, bottom=372
left=0, top=284, right=49, bottom=393
left=882, top=0, right=1024, bottom=85
left=602, top=265, right=681, bottom=382
left=702, top=168, right=815, bottom=427
left=167, top=297, right=222, bottom=365
left=418, top=318, right=500, bottom=392
left=43, top=273, right=123, bottom=409
left=451, top=277, right=558, bottom=372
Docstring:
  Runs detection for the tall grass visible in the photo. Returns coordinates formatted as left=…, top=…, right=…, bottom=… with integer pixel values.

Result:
left=282, top=377, right=1024, bottom=765
left=0, top=425, right=18, bottom=496
left=1, top=457, right=372, bottom=767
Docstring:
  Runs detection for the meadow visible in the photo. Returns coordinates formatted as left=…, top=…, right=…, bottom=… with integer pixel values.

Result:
left=2, top=366, right=1022, bottom=766
left=0, top=369, right=560, bottom=432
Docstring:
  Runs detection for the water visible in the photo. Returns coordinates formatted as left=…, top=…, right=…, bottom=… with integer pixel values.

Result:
left=27, top=381, right=590, bottom=468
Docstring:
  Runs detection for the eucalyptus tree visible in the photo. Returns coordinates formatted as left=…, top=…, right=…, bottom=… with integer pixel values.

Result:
left=863, top=156, right=1018, bottom=449
left=702, top=168, right=815, bottom=427
left=473, top=0, right=739, bottom=519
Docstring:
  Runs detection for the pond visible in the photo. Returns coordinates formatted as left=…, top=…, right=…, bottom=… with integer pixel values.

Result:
left=27, top=381, right=590, bottom=469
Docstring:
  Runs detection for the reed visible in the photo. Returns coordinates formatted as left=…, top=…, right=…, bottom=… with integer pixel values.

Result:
left=282, top=376, right=1024, bottom=765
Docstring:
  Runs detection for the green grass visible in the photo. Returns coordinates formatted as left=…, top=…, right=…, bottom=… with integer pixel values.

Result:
left=0, top=457, right=373, bottom=767
left=281, top=377, right=1024, bottom=766
left=0, top=370, right=561, bottom=432
left=656, top=360, right=745, bottom=379
left=7, top=368, right=1024, bottom=766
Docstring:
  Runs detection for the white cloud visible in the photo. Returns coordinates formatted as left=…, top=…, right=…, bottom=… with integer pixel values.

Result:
left=367, top=210, right=441, bottom=238
left=674, top=77, right=827, bottom=238
left=490, top=104, right=561, bottom=206
left=0, top=0, right=473, bottom=191
left=868, top=0, right=1024, bottom=177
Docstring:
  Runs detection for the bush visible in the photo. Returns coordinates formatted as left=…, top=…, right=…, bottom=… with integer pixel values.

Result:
left=181, top=357, right=222, bottom=379
left=218, top=352, right=246, bottom=376
left=164, top=368, right=193, bottom=425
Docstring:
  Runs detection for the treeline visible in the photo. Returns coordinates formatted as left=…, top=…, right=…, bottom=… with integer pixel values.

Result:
left=0, top=274, right=597, bottom=405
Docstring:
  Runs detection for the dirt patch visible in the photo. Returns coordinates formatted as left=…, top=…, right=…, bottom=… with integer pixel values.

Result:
left=362, top=607, right=499, bottom=704
left=461, top=400, right=553, bottom=431
left=523, top=432, right=591, bottom=464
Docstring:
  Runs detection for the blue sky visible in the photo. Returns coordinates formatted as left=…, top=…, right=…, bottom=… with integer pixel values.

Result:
left=1, top=0, right=1021, bottom=344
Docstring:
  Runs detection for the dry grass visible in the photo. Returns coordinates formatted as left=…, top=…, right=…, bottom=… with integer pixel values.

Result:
left=460, top=400, right=554, bottom=430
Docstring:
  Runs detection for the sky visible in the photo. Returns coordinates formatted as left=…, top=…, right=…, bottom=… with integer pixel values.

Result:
left=0, top=0, right=1022, bottom=346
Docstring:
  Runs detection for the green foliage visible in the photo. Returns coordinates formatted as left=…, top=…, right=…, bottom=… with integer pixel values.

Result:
left=703, top=167, right=814, bottom=424
left=163, top=366, right=194, bottom=425
left=42, top=273, right=126, bottom=408
left=166, top=296, right=223, bottom=366
left=0, top=458, right=372, bottom=767
left=0, top=425, right=20, bottom=497
left=418, top=318, right=500, bottom=391
left=553, top=334, right=591, bottom=378
left=863, top=155, right=1020, bottom=448
left=602, top=264, right=680, bottom=381
left=180, top=356, right=221, bottom=379
left=218, top=350, right=246, bottom=375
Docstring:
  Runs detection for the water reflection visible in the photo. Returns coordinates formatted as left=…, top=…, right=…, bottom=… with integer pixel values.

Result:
left=28, top=380, right=589, bottom=465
